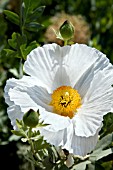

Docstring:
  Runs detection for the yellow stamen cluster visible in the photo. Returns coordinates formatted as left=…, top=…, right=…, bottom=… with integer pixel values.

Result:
left=50, top=86, right=81, bottom=118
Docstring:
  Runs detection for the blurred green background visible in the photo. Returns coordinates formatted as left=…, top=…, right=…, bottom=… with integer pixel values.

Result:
left=0, top=0, right=113, bottom=169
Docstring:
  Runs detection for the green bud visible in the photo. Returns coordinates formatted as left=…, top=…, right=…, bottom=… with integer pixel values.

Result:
left=60, top=20, right=74, bottom=40
left=23, top=109, right=39, bottom=128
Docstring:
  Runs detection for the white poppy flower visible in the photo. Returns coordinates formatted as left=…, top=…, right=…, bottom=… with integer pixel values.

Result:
left=4, top=43, right=113, bottom=156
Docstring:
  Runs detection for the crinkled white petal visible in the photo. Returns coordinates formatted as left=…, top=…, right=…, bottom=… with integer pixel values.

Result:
left=40, top=122, right=100, bottom=156
left=63, top=44, right=101, bottom=88
left=4, top=77, right=40, bottom=129
left=39, top=110, right=71, bottom=132
left=8, top=87, right=39, bottom=113
left=4, top=77, right=71, bottom=131
left=24, top=43, right=101, bottom=90
left=74, top=47, right=112, bottom=98
left=7, top=104, right=23, bottom=130
left=71, top=128, right=99, bottom=156
left=10, top=86, right=71, bottom=131
left=74, top=68, right=113, bottom=137
left=24, top=44, right=71, bottom=91
left=39, top=128, right=64, bottom=146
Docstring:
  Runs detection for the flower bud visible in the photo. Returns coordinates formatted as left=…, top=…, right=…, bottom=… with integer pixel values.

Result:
left=60, top=20, right=74, bottom=40
left=23, top=109, right=39, bottom=128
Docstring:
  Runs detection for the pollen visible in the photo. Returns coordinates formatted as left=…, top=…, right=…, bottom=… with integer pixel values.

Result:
left=50, top=86, right=81, bottom=118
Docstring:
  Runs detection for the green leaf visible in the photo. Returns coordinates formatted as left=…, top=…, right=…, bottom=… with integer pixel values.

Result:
left=87, top=163, right=105, bottom=170
left=16, top=119, right=23, bottom=129
left=8, top=32, right=27, bottom=50
left=91, top=148, right=113, bottom=161
left=23, top=0, right=40, bottom=12
left=94, top=133, right=113, bottom=151
left=36, top=122, right=50, bottom=127
left=72, top=160, right=91, bottom=170
left=86, top=163, right=95, bottom=170
left=89, top=133, right=113, bottom=162
left=47, top=146, right=59, bottom=164
left=23, top=0, right=41, bottom=24
left=9, top=134, right=21, bottom=141
left=9, top=68, right=19, bottom=78
left=26, top=6, right=45, bottom=23
left=20, top=44, right=27, bottom=60
left=101, top=112, right=113, bottom=137
left=3, top=49, right=16, bottom=56
left=4, top=10, right=19, bottom=25
left=25, top=22, right=43, bottom=32
left=11, top=129, right=27, bottom=138
left=20, top=41, right=38, bottom=60
left=34, top=138, right=49, bottom=151
left=3, top=49, right=21, bottom=58
left=7, top=32, right=27, bottom=59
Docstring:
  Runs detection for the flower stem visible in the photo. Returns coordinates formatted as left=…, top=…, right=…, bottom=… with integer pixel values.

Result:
left=20, top=0, right=24, bottom=36
left=64, top=40, right=68, bottom=46
left=19, top=58, right=23, bottom=78
left=28, top=128, right=39, bottom=162
left=31, top=163, right=35, bottom=170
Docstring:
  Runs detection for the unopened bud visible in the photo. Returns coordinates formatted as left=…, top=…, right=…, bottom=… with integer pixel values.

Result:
left=60, top=20, right=74, bottom=40
left=23, top=109, right=39, bottom=128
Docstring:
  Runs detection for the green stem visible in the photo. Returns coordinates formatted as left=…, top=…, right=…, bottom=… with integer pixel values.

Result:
left=19, top=0, right=25, bottom=36
left=19, top=58, right=23, bottom=78
left=28, top=128, right=38, bottom=157
left=31, top=163, right=35, bottom=170
left=64, top=40, right=68, bottom=46
left=28, top=128, right=39, bottom=169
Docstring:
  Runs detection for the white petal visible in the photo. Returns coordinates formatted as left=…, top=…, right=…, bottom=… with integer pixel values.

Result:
left=52, top=67, right=71, bottom=90
left=26, top=85, right=52, bottom=112
left=62, top=123, right=74, bottom=153
left=8, top=87, right=39, bottom=113
left=39, top=110, right=71, bottom=132
left=24, top=43, right=106, bottom=90
left=4, top=76, right=44, bottom=129
left=4, top=76, right=47, bottom=104
left=74, top=46, right=110, bottom=97
left=74, top=64, right=95, bottom=98
left=63, top=44, right=100, bottom=87
left=74, top=69, right=113, bottom=137
left=39, top=128, right=64, bottom=146
left=7, top=104, right=23, bottom=130
left=24, top=43, right=71, bottom=91
left=71, top=128, right=100, bottom=156
left=4, top=76, right=71, bottom=131
left=72, top=48, right=113, bottom=137
left=40, top=122, right=100, bottom=156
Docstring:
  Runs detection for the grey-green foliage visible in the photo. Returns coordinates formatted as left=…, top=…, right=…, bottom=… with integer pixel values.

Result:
left=72, top=133, right=113, bottom=170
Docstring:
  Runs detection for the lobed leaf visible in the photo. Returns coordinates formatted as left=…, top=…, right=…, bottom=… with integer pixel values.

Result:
left=3, top=49, right=21, bottom=58
left=23, top=0, right=41, bottom=24
left=20, top=41, right=38, bottom=60
left=8, top=32, right=27, bottom=50
left=11, top=129, right=27, bottom=138
left=26, top=6, right=45, bottom=23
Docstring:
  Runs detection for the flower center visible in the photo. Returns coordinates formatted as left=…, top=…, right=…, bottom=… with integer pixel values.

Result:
left=50, top=86, right=81, bottom=118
